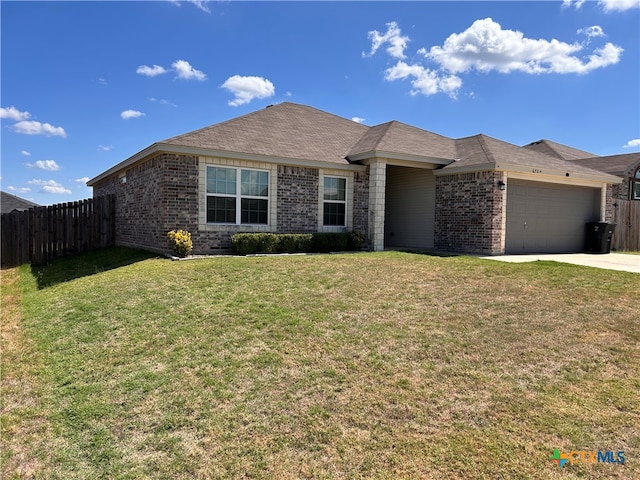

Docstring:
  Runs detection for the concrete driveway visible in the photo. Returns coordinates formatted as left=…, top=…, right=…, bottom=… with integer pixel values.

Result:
left=479, top=253, right=640, bottom=273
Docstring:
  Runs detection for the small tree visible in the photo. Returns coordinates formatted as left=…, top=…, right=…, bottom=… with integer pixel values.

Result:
left=167, top=229, right=193, bottom=257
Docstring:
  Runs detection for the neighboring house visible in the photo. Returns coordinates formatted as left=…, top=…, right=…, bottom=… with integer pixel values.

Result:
left=88, top=102, right=621, bottom=255
left=0, top=191, right=39, bottom=214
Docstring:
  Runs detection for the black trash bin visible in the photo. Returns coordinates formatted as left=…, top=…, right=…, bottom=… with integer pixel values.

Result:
left=585, top=222, right=616, bottom=254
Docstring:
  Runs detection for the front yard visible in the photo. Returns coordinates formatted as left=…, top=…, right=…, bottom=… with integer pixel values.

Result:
left=2, top=248, right=638, bottom=479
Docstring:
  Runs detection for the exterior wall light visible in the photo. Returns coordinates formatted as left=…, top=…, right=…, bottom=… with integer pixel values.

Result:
left=497, top=180, right=506, bottom=191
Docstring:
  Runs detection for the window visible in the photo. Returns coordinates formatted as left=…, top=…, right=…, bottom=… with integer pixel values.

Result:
left=323, top=176, right=346, bottom=226
left=633, top=168, right=640, bottom=200
left=206, top=166, right=269, bottom=224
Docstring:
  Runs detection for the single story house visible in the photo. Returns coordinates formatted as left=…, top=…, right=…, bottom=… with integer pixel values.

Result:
left=88, top=102, right=622, bottom=255
left=1, top=191, right=39, bottom=214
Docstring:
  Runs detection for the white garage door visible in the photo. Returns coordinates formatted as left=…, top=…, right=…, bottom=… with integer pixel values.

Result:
left=506, top=179, right=600, bottom=253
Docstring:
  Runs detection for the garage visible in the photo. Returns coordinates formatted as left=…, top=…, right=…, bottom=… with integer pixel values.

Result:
left=505, top=179, right=601, bottom=253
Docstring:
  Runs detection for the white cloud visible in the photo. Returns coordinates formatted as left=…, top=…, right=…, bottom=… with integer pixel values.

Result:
left=12, top=120, right=67, bottom=137
left=137, top=64, right=168, bottom=77
left=385, top=61, right=462, bottom=97
left=27, top=179, right=72, bottom=194
left=120, top=110, right=145, bottom=119
left=7, top=186, right=31, bottom=194
left=75, top=177, right=90, bottom=184
left=98, top=144, right=114, bottom=151
left=578, top=25, right=605, bottom=38
left=149, top=97, right=177, bottom=107
left=562, top=0, right=586, bottom=9
left=1, top=106, right=31, bottom=121
left=425, top=18, right=622, bottom=75
left=623, top=139, right=640, bottom=148
left=172, top=60, right=207, bottom=80
left=599, top=0, right=640, bottom=12
left=352, top=117, right=366, bottom=124
left=21, top=150, right=31, bottom=156
left=364, top=21, right=409, bottom=59
left=188, top=0, right=211, bottom=13
left=26, top=160, right=61, bottom=171
left=221, top=75, right=275, bottom=106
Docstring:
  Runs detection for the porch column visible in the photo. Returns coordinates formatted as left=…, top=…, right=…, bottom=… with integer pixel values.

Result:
left=368, top=159, right=387, bottom=251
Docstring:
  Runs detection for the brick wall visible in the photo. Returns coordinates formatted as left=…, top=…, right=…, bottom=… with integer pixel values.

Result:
left=95, top=155, right=369, bottom=254
left=435, top=171, right=505, bottom=254
left=93, top=153, right=198, bottom=253
left=277, top=166, right=319, bottom=233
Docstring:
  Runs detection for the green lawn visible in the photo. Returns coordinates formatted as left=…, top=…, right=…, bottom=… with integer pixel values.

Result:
left=2, top=248, right=639, bottom=479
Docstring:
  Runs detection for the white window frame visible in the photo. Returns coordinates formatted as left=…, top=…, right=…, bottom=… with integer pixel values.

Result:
left=318, top=171, right=354, bottom=232
left=206, top=165, right=270, bottom=225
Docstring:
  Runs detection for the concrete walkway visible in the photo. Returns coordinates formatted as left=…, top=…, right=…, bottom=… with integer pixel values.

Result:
left=479, top=253, right=640, bottom=273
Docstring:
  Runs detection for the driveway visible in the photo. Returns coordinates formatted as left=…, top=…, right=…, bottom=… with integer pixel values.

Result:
left=479, top=253, right=640, bottom=273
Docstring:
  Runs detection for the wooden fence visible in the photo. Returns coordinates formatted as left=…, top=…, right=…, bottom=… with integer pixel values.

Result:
left=612, top=199, right=640, bottom=252
left=1, top=195, right=115, bottom=268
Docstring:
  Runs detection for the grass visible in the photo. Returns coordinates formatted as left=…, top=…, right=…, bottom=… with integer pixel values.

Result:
left=2, top=248, right=639, bottom=479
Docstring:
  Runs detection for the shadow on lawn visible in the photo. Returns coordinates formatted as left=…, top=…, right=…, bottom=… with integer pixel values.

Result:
left=30, top=247, right=159, bottom=289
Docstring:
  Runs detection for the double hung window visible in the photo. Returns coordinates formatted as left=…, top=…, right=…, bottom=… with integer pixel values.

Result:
left=206, top=166, right=269, bottom=224
left=323, top=176, right=346, bottom=226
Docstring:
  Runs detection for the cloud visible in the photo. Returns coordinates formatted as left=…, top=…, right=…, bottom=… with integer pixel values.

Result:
left=21, top=150, right=31, bottom=156
left=364, top=21, right=410, bottom=59
left=366, top=19, right=622, bottom=98
left=98, top=144, right=114, bottom=151
left=623, top=138, right=640, bottom=148
left=12, top=120, right=67, bottom=137
left=564, top=0, right=639, bottom=11
left=26, top=160, right=61, bottom=171
left=562, top=0, right=586, bottom=9
left=120, top=110, right=145, bottom=119
left=578, top=26, right=605, bottom=38
left=75, top=177, right=91, bottom=184
left=27, top=179, right=72, bottom=194
left=221, top=75, right=275, bottom=106
left=352, top=117, right=366, bottom=124
left=149, top=97, right=177, bottom=107
left=1, top=106, right=31, bottom=121
left=172, top=60, right=207, bottom=80
left=188, top=0, right=211, bottom=13
left=425, top=18, right=622, bottom=75
left=7, top=186, right=31, bottom=194
left=599, top=0, right=640, bottom=11
left=137, top=64, right=168, bottom=77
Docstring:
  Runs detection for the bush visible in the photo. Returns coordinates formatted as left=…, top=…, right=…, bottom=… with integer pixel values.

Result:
left=230, top=232, right=365, bottom=255
left=167, top=229, right=193, bottom=257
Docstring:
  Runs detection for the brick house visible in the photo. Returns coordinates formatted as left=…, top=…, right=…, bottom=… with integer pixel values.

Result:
left=88, top=102, right=621, bottom=255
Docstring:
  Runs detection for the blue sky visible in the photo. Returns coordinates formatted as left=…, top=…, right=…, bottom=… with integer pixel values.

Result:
left=1, top=0, right=639, bottom=205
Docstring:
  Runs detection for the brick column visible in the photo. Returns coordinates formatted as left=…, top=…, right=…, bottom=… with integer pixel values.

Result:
left=368, top=159, right=387, bottom=251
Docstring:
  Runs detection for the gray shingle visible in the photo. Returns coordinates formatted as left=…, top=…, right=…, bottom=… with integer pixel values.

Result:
left=523, top=139, right=596, bottom=160
left=568, top=153, right=640, bottom=176
left=1, top=191, right=39, bottom=214
left=162, top=102, right=368, bottom=164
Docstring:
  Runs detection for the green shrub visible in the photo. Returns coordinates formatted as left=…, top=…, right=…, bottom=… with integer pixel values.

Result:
left=167, top=229, right=193, bottom=257
left=230, top=232, right=365, bottom=255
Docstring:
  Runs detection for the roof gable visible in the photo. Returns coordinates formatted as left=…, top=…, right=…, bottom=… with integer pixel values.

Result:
left=523, top=139, right=596, bottom=160
left=162, top=102, right=368, bottom=164
left=348, top=120, right=456, bottom=160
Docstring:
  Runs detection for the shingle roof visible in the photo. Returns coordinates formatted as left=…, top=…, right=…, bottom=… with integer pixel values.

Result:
left=1, top=191, right=39, bottom=214
left=448, top=134, right=620, bottom=179
left=162, top=102, right=368, bottom=164
left=522, top=139, right=596, bottom=160
left=88, top=102, right=622, bottom=185
left=567, top=153, right=640, bottom=176
left=347, top=120, right=456, bottom=160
